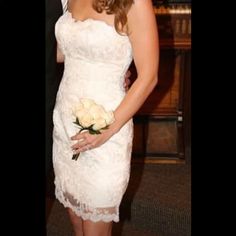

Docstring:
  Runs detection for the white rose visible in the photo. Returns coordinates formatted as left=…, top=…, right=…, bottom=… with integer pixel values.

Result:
left=79, top=113, right=94, bottom=128
left=80, top=98, right=96, bottom=109
left=89, top=104, right=106, bottom=120
left=74, top=108, right=87, bottom=120
left=92, top=118, right=107, bottom=130
left=72, top=102, right=84, bottom=116
left=102, top=111, right=115, bottom=125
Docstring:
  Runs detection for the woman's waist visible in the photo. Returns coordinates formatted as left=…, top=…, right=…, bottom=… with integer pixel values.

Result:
left=61, top=66, right=126, bottom=96
left=59, top=75, right=126, bottom=94
left=56, top=84, right=125, bottom=111
left=63, top=57, right=127, bottom=78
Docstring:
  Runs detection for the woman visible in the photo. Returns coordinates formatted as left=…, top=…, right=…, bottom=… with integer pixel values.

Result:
left=53, top=0, right=159, bottom=235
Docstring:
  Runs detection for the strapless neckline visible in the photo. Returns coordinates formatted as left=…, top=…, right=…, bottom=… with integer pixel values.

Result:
left=66, top=11, right=116, bottom=30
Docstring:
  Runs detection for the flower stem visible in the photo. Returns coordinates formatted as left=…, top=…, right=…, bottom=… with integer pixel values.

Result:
left=72, top=153, right=80, bottom=160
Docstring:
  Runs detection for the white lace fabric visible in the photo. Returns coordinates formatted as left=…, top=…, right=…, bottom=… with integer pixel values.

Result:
left=53, top=11, right=134, bottom=222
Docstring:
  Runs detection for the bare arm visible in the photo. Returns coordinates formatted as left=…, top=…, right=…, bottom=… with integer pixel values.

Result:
left=111, top=0, right=159, bottom=133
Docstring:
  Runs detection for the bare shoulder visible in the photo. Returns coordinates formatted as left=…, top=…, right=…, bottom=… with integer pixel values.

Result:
left=127, top=0, right=157, bottom=34
left=127, top=0, right=159, bottom=75
left=131, top=0, right=154, bottom=10
left=127, top=0, right=157, bottom=36
left=128, top=0, right=155, bottom=21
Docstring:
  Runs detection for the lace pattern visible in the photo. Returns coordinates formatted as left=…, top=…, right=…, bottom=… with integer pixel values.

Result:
left=55, top=188, right=120, bottom=222
left=53, top=10, right=133, bottom=222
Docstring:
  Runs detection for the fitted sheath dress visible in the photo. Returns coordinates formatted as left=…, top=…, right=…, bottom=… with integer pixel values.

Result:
left=53, top=10, right=133, bottom=222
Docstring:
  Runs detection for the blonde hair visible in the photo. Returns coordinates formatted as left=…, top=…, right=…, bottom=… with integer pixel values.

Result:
left=92, top=0, right=134, bottom=33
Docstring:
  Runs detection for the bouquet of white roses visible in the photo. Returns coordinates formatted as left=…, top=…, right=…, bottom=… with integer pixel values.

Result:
left=72, top=98, right=115, bottom=160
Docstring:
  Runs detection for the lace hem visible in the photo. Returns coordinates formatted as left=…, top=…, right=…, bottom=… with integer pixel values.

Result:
left=55, top=190, right=119, bottom=223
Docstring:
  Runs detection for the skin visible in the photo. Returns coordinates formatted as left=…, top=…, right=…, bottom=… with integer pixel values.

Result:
left=56, top=0, right=159, bottom=235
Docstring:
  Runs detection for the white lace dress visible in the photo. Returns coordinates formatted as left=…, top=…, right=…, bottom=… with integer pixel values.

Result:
left=52, top=11, right=134, bottom=222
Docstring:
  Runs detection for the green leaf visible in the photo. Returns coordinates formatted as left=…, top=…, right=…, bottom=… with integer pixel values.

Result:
left=89, top=129, right=101, bottom=135
left=88, top=124, right=95, bottom=129
left=72, top=153, right=80, bottom=160
left=74, top=117, right=82, bottom=127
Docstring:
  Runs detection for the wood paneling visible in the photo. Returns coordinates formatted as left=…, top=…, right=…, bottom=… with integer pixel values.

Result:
left=129, top=3, right=191, bottom=161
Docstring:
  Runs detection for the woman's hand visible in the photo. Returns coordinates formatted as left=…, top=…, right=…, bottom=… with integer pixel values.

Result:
left=71, top=127, right=115, bottom=153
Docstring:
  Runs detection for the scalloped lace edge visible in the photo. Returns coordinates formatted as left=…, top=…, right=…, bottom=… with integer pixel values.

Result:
left=55, top=191, right=119, bottom=223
